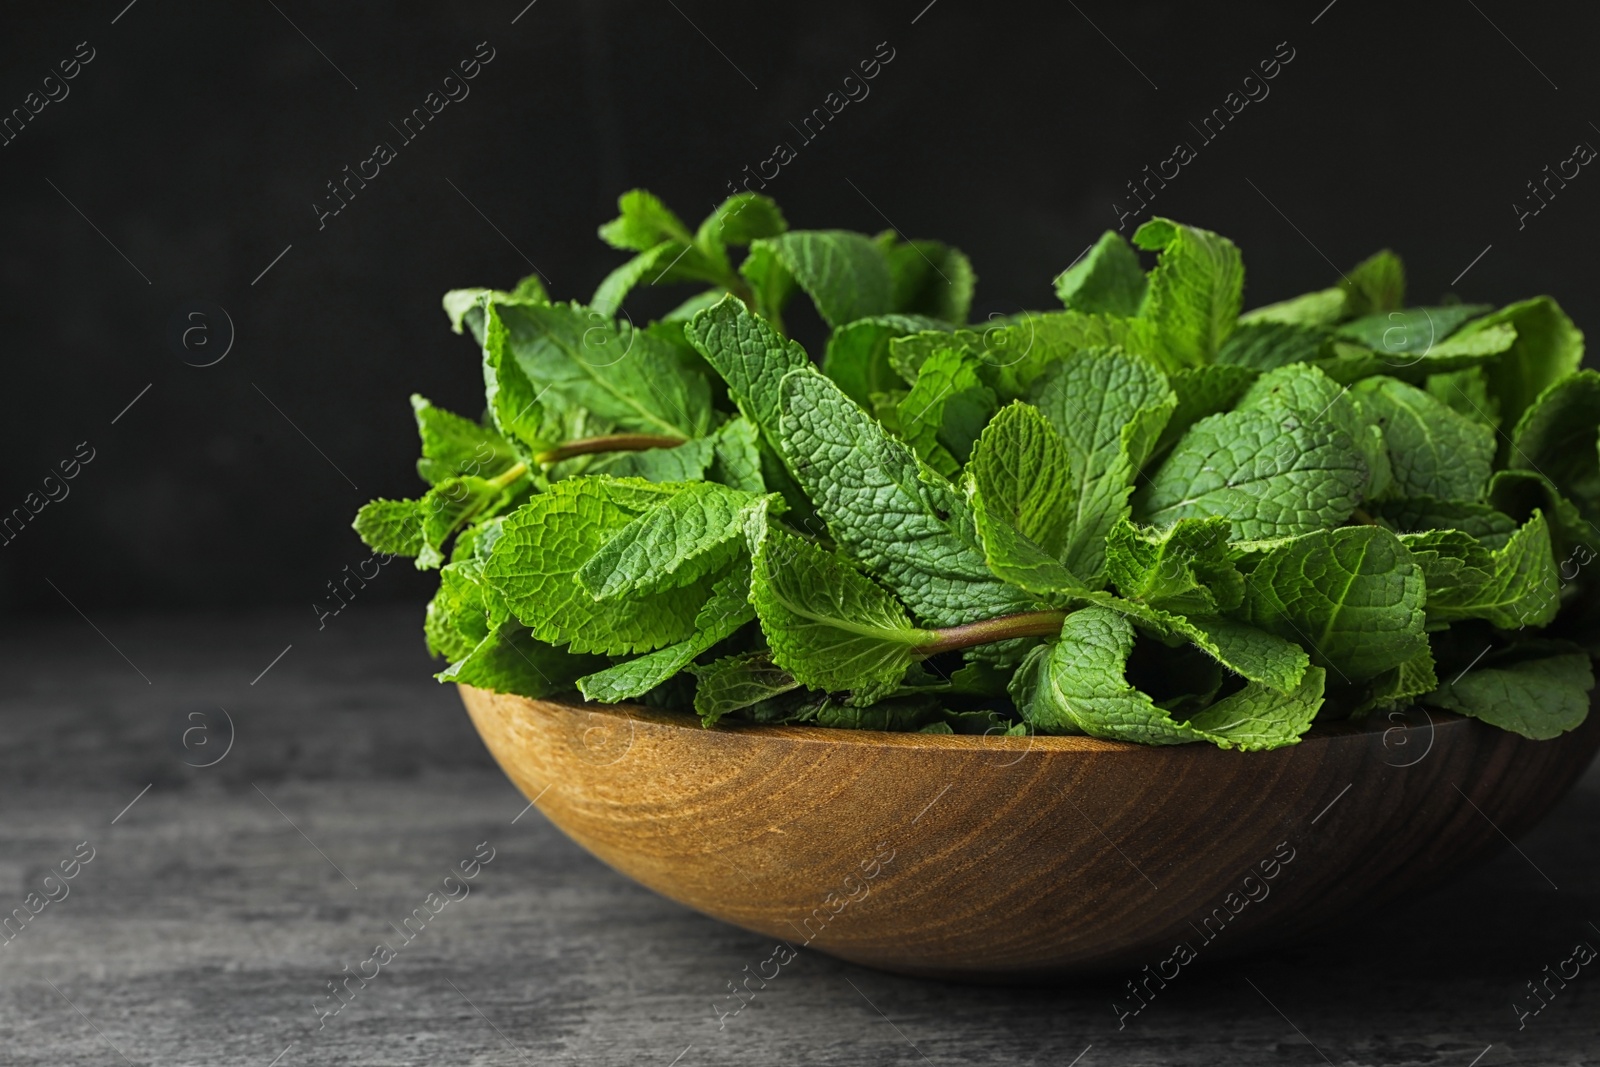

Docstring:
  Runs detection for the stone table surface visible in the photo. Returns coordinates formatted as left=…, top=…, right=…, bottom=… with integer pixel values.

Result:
left=1, top=606, right=1596, bottom=1067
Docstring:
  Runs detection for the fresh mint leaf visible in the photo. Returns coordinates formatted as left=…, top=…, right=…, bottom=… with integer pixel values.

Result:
left=1340, top=249, right=1405, bottom=317
left=489, top=301, right=713, bottom=439
left=443, top=273, right=548, bottom=338
left=884, top=238, right=975, bottom=323
left=1154, top=364, right=1259, bottom=457
left=437, top=622, right=605, bottom=699
left=1053, top=230, right=1146, bottom=316
left=1354, top=376, right=1495, bottom=502
left=967, top=478, right=1089, bottom=599
left=691, top=652, right=801, bottom=727
left=1083, top=592, right=1309, bottom=694
left=577, top=569, right=754, bottom=703
left=777, top=366, right=1037, bottom=627
left=1239, top=525, right=1427, bottom=684
left=484, top=477, right=719, bottom=654
left=1464, top=297, right=1585, bottom=438
left=1335, top=304, right=1490, bottom=354
left=895, top=346, right=997, bottom=477
left=696, top=192, right=787, bottom=250
left=744, top=231, right=894, bottom=327
left=598, top=189, right=694, bottom=251
left=1240, top=287, right=1347, bottom=327
left=1422, top=640, right=1594, bottom=739
left=1215, top=321, right=1332, bottom=371
left=965, top=402, right=1075, bottom=558
left=411, top=394, right=520, bottom=485
left=1404, top=512, right=1560, bottom=629
left=685, top=295, right=810, bottom=440
left=1011, top=606, right=1320, bottom=749
left=823, top=314, right=947, bottom=408
left=354, top=499, right=423, bottom=557
left=577, top=482, right=766, bottom=600
left=1135, top=408, right=1367, bottom=539
left=1488, top=469, right=1594, bottom=557
left=1105, top=516, right=1244, bottom=615
left=1032, top=347, right=1176, bottom=581
left=425, top=560, right=498, bottom=661
left=1373, top=496, right=1520, bottom=549
left=1132, top=218, right=1244, bottom=366
left=1509, top=369, right=1600, bottom=518
left=748, top=511, right=937, bottom=692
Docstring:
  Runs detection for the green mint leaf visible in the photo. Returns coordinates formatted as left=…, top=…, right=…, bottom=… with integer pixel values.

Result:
left=884, top=239, right=976, bottom=323
left=777, top=367, right=1037, bottom=626
left=411, top=394, right=520, bottom=486
left=1357, top=644, right=1438, bottom=715
left=1373, top=496, right=1520, bottom=549
left=1154, top=364, right=1259, bottom=458
left=437, top=622, right=605, bottom=699
left=966, top=476, right=1090, bottom=599
left=1083, top=592, right=1309, bottom=695
left=1239, top=525, right=1427, bottom=684
left=685, top=295, right=810, bottom=439
left=1354, top=376, right=1495, bottom=502
left=744, top=231, right=894, bottom=327
left=1488, top=469, right=1594, bottom=558
left=1335, top=304, right=1490, bottom=354
left=1422, top=641, right=1594, bottom=740
left=1463, top=297, right=1585, bottom=438
left=590, top=242, right=711, bottom=319
left=1237, top=361, right=1392, bottom=500
left=896, top=346, right=996, bottom=477
left=1239, top=287, right=1347, bottom=327
left=484, top=478, right=717, bottom=654
left=577, top=482, right=767, bottom=600
left=1053, top=230, right=1146, bottom=317
left=480, top=299, right=565, bottom=454
left=598, top=189, right=693, bottom=251
left=994, top=312, right=1165, bottom=398
left=1339, top=249, right=1405, bottom=317
left=1132, top=218, right=1244, bottom=366
left=419, top=476, right=512, bottom=569
left=425, top=559, right=502, bottom=661
left=1105, top=516, right=1244, bottom=615
left=353, top=499, right=422, bottom=557
left=576, top=569, right=755, bottom=703
left=1427, top=366, right=1501, bottom=430
left=691, top=652, right=801, bottom=727
left=1509, top=369, right=1600, bottom=518
left=1411, top=512, right=1560, bottom=629
left=966, top=402, right=1076, bottom=558
left=443, top=273, right=548, bottom=338
left=1012, top=606, right=1319, bottom=749
left=748, top=512, right=938, bottom=692
left=1033, top=347, right=1176, bottom=581
left=823, top=314, right=948, bottom=408
left=1135, top=408, right=1366, bottom=540
left=1215, top=321, right=1332, bottom=371
left=815, top=697, right=951, bottom=732
left=488, top=301, right=713, bottom=439
left=696, top=192, right=786, bottom=251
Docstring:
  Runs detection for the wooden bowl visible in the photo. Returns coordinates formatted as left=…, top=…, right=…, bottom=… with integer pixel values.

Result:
left=460, top=685, right=1600, bottom=981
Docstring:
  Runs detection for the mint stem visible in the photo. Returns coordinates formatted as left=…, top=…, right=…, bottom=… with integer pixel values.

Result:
left=534, top=433, right=688, bottom=465
left=915, top=609, right=1069, bottom=657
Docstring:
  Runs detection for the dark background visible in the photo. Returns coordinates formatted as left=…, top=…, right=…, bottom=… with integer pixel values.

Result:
left=5, top=0, right=1598, bottom=617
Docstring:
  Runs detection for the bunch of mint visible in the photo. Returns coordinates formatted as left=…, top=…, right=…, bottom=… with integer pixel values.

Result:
left=354, top=190, right=1600, bottom=749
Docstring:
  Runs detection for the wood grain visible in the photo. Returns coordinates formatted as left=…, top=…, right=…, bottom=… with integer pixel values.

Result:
left=461, top=686, right=1600, bottom=981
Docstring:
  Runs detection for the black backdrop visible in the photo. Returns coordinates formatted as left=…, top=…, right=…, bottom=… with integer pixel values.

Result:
left=4, top=0, right=1598, bottom=616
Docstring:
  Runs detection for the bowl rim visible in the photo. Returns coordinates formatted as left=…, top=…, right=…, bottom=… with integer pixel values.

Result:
left=460, top=684, right=1452, bottom=753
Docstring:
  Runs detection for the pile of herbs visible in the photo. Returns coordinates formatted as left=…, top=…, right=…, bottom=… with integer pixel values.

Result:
left=354, top=191, right=1600, bottom=749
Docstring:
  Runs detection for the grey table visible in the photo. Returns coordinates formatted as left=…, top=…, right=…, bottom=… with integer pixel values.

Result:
left=2, top=606, right=1596, bottom=1066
